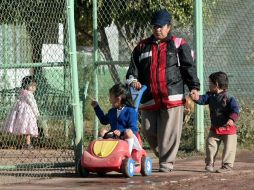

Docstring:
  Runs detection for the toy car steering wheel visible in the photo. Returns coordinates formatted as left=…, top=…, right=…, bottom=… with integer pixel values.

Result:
left=103, top=131, right=120, bottom=139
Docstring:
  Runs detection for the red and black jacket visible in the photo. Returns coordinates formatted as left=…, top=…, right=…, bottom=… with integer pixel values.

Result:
left=126, top=33, right=200, bottom=110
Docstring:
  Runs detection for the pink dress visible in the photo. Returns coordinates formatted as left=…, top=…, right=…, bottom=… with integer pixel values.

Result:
left=3, top=89, right=39, bottom=137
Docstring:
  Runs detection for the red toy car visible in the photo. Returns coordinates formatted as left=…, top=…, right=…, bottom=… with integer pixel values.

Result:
left=78, top=86, right=152, bottom=177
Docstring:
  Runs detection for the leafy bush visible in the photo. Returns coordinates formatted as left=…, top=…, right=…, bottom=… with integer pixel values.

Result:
left=237, top=105, right=254, bottom=149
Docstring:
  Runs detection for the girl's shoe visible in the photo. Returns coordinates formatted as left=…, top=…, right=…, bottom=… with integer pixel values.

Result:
left=16, top=145, right=22, bottom=150
left=25, top=144, right=34, bottom=150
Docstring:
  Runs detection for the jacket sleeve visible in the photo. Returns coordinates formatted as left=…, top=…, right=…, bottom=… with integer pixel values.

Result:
left=126, top=45, right=140, bottom=81
left=195, top=92, right=210, bottom=105
left=178, top=40, right=200, bottom=91
left=93, top=105, right=109, bottom=125
left=228, top=97, right=240, bottom=122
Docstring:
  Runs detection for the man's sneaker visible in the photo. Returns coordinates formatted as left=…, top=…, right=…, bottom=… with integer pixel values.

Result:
left=205, top=164, right=214, bottom=172
left=216, top=164, right=233, bottom=173
left=159, top=167, right=173, bottom=173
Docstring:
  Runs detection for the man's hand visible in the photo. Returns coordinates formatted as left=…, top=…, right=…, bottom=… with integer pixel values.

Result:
left=190, top=89, right=199, bottom=101
left=131, top=81, right=142, bottom=90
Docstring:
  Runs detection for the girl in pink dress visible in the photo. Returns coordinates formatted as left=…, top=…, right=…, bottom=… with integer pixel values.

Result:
left=3, top=76, right=39, bottom=149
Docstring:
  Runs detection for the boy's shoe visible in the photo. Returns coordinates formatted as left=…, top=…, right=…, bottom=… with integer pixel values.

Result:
left=216, top=164, right=233, bottom=173
left=205, top=164, right=214, bottom=172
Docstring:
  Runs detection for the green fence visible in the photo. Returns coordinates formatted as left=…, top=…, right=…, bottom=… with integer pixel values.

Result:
left=1, top=0, right=254, bottom=185
left=82, top=0, right=254, bottom=152
left=203, top=0, right=254, bottom=148
left=0, top=0, right=82, bottom=184
left=82, top=0, right=201, bottom=149
left=204, top=0, right=254, bottom=102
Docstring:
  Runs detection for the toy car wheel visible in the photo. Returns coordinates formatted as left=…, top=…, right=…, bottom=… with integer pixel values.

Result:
left=77, top=159, right=89, bottom=177
left=121, top=158, right=135, bottom=178
left=141, top=156, right=152, bottom=176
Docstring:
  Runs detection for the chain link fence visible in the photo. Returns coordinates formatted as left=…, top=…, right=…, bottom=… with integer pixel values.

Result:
left=0, top=0, right=77, bottom=184
left=1, top=0, right=254, bottom=185
left=204, top=0, right=254, bottom=102
left=80, top=1, right=155, bottom=144
left=80, top=1, right=197, bottom=150
left=82, top=0, right=254, bottom=151
left=203, top=0, right=254, bottom=147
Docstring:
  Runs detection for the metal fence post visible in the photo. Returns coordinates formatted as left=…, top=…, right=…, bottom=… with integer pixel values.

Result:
left=66, top=0, right=83, bottom=163
left=194, top=0, right=204, bottom=152
left=93, top=0, right=99, bottom=139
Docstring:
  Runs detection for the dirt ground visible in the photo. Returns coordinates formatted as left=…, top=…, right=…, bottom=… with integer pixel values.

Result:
left=0, top=149, right=254, bottom=190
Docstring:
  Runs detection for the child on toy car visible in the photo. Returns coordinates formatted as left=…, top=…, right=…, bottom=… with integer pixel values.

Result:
left=91, top=83, right=142, bottom=154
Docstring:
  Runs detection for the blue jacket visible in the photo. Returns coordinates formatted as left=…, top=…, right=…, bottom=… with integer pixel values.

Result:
left=93, top=105, right=138, bottom=135
left=195, top=91, right=240, bottom=128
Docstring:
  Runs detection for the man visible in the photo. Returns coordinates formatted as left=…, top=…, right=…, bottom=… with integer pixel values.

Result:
left=126, top=9, right=200, bottom=172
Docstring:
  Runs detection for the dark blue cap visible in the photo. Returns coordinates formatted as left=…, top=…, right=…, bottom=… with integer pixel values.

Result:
left=151, top=9, right=172, bottom=27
